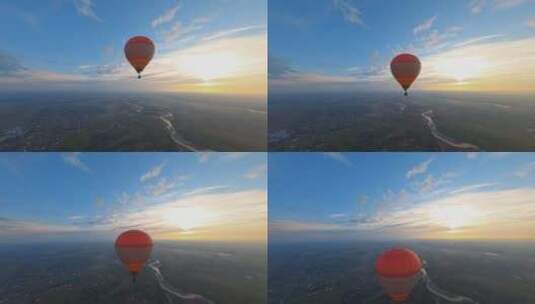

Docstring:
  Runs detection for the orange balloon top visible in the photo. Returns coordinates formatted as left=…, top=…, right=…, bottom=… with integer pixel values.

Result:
left=375, top=248, right=422, bottom=278
left=392, top=53, right=420, bottom=64
left=115, top=230, right=153, bottom=248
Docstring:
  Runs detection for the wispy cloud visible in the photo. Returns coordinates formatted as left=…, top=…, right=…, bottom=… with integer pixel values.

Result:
left=0, top=27, right=266, bottom=95
left=182, top=185, right=228, bottom=197
left=272, top=188, right=535, bottom=240
left=163, top=17, right=211, bottom=43
left=467, top=152, right=480, bottom=159
left=515, top=162, right=535, bottom=178
left=62, top=153, right=90, bottom=172
left=198, top=152, right=211, bottom=163
left=469, top=0, right=487, bottom=13
left=322, top=153, right=353, bottom=166
left=244, top=164, right=267, bottom=180
left=449, top=183, right=496, bottom=194
left=148, top=178, right=176, bottom=196
left=333, top=0, right=363, bottom=25
left=0, top=190, right=267, bottom=242
left=413, top=16, right=436, bottom=35
left=73, top=0, right=101, bottom=21
left=202, top=25, right=264, bottom=41
left=407, top=159, right=433, bottom=179
left=140, top=162, right=166, bottom=183
left=470, top=0, right=526, bottom=14
left=152, top=3, right=181, bottom=28
left=527, top=17, right=535, bottom=27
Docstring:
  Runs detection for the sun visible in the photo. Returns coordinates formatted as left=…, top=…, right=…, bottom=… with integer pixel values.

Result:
left=177, top=51, right=241, bottom=82
left=433, top=56, right=490, bottom=83
left=162, top=207, right=211, bottom=231
left=429, top=205, right=481, bottom=230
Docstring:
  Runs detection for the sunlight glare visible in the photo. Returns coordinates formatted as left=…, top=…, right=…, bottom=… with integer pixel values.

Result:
left=178, top=51, right=241, bottom=82
left=429, top=205, right=481, bottom=230
left=433, top=57, right=490, bottom=82
left=162, top=207, right=210, bottom=231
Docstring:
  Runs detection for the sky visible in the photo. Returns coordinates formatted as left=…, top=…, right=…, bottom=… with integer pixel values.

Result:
left=0, top=152, right=267, bottom=243
left=0, top=0, right=266, bottom=95
left=269, top=0, right=535, bottom=93
left=269, top=152, right=535, bottom=242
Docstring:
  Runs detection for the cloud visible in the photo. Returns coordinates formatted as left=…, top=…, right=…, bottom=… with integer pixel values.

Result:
left=413, top=16, right=437, bottom=35
left=329, top=213, right=348, bottom=219
left=0, top=50, right=25, bottom=75
left=108, top=190, right=267, bottom=241
left=271, top=188, right=535, bottom=241
left=420, top=36, right=535, bottom=91
left=407, top=158, right=433, bottom=179
left=244, top=164, right=267, bottom=180
left=152, top=3, right=181, bottom=28
left=527, top=17, right=535, bottom=27
left=73, top=0, right=101, bottom=21
left=322, top=152, right=353, bottom=166
left=467, top=152, right=479, bottom=159
left=202, top=25, right=264, bottom=42
left=140, top=162, right=166, bottom=182
left=198, top=152, right=211, bottom=163
left=333, top=0, right=363, bottom=25
left=1, top=190, right=267, bottom=242
left=494, top=0, right=526, bottom=9
left=221, top=152, right=252, bottom=161
left=149, top=178, right=176, bottom=196
left=163, top=17, right=211, bottom=43
left=469, top=0, right=486, bottom=13
left=62, top=153, right=90, bottom=172
left=182, top=185, right=228, bottom=197
left=0, top=217, right=80, bottom=236
left=515, top=162, right=535, bottom=178
left=470, top=0, right=526, bottom=13
left=0, top=31, right=267, bottom=96
left=420, top=26, right=463, bottom=50
left=449, top=183, right=496, bottom=194
left=268, top=55, right=296, bottom=79
left=417, top=174, right=436, bottom=193
left=68, top=215, right=85, bottom=221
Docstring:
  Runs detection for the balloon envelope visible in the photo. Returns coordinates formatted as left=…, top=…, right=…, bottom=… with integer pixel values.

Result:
left=124, top=36, right=155, bottom=78
left=375, top=248, right=422, bottom=302
left=115, top=230, right=153, bottom=278
left=391, top=54, right=421, bottom=95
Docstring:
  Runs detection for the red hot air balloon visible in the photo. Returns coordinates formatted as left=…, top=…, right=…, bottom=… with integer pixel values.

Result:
left=391, top=54, right=421, bottom=96
left=375, top=248, right=422, bottom=302
left=124, top=36, right=155, bottom=79
left=115, top=230, right=153, bottom=282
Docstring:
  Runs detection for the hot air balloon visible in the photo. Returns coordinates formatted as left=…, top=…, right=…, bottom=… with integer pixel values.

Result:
left=115, top=230, right=153, bottom=282
left=124, top=36, right=155, bottom=79
left=391, top=54, right=421, bottom=96
left=375, top=248, right=422, bottom=302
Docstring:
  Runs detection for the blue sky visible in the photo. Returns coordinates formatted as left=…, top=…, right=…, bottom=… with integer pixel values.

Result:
left=0, top=0, right=266, bottom=95
left=269, top=152, right=535, bottom=241
left=0, top=152, right=266, bottom=243
left=269, top=0, right=535, bottom=93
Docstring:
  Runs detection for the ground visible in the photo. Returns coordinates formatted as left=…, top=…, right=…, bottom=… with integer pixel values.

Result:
left=268, top=240, right=535, bottom=304
left=0, top=92, right=266, bottom=152
left=0, top=241, right=267, bottom=304
left=268, top=91, right=535, bottom=151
